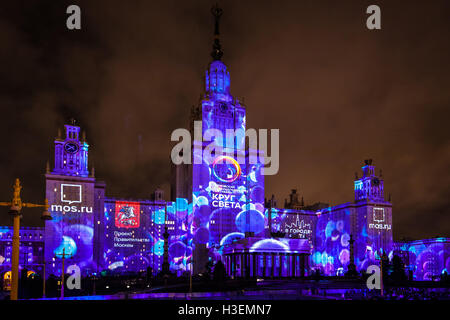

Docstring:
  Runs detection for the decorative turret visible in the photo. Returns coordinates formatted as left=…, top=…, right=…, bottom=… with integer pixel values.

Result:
left=354, top=159, right=385, bottom=202
left=51, top=119, right=89, bottom=177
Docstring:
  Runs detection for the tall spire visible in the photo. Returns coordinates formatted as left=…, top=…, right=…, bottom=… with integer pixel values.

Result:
left=210, top=4, right=223, bottom=61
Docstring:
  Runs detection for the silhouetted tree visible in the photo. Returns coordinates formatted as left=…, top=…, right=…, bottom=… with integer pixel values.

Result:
left=390, top=255, right=406, bottom=283
left=204, top=259, right=214, bottom=281
left=46, top=274, right=58, bottom=297
left=213, top=260, right=226, bottom=286
left=146, top=267, right=153, bottom=284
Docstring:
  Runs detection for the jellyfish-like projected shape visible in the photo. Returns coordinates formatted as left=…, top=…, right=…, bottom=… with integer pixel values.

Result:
left=194, top=195, right=209, bottom=207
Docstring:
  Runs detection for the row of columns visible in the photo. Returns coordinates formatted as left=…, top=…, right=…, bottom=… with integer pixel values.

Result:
left=223, top=252, right=309, bottom=279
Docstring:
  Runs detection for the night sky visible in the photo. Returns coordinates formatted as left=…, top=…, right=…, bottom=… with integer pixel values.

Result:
left=1, top=0, right=449, bottom=240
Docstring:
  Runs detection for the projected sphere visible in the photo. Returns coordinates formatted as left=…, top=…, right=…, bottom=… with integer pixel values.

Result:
left=250, top=186, right=264, bottom=203
left=312, top=251, right=322, bottom=265
left=325, top=221, right=336, bottom=238
left=169, top=241, right=186, bottom=258
left=194, top=204, right=211, bottom=225
left=339, top=249, right=350, bottom=265
left=208, top=207, right=232, bottom=243
left=194, top=227, right=209, bottom=244
left=195, top=195, right=209, bottom=207
left=54, top=236, right=77, bottom=259
left=324, top=262, right=334, bottom=275
left=235, top=209, right=265, bottom=234
left=254, top=203, right=265, bottom=213
left=336, top=220, right=345, bottom=232
left=65, top=225, right=94, bottom=260
left=423, top=272, right=433, bottom=281
left=153, top=239, right=165, bottom=256
left=219, top=232, right=245, bottom=246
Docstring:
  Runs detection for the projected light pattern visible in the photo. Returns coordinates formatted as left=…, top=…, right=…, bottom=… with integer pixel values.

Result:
left=259, top=204, right=394, bottom=276
left=45, top=180, right=96, bottom=277
left=191, top=151, right=265, bottom=261
left=311, top=210, right=352, bottom=275
left=400, top=238, right=450, bottom=281
left=309, top=205, right=394, bottom=275
left=103, top=199, right=192, bottom=275
left=212, top=155, right=242, bottom=183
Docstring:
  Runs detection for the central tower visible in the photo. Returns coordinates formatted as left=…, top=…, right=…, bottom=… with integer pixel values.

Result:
left=184, top=5, right=265, bottom=273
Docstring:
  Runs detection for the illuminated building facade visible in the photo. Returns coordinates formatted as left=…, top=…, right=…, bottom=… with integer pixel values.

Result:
left=0, top=227, right=45, bottom=290
left=394, top=237, right=450, bottom=281
left=102, top=198, right=191, bottom=275
left=0, top=7, right=447, bottom=285
left=43, top=123, right=193, bottom=277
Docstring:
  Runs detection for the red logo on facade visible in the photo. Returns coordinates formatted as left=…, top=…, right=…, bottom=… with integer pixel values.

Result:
left=115, top=201, right=140, bottom=228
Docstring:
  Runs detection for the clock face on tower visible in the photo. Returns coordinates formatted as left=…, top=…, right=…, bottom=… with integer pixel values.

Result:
left=64, top=142, right=79, bottom=154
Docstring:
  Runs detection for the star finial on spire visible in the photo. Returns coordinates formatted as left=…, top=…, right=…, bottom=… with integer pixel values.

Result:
left=210, top=3, right=223, bottom=61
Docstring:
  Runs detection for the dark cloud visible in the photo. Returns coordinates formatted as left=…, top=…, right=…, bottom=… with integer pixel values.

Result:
left=0, top=0, right=449, bottom=240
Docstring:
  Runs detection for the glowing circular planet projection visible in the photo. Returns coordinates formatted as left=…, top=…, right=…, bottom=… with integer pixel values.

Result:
left=235, top=209, right=265, bottom=234
left=254, top=203, right=265, bottom=213
left=250, top=186, right=264, bottom=203
left=194, top=195, right=209, bottom=207
left=212, top=156, right=241, bottom=183
left=54, top=236, right=77, bottom=258
left=194, top=204, right=212, bottom=225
